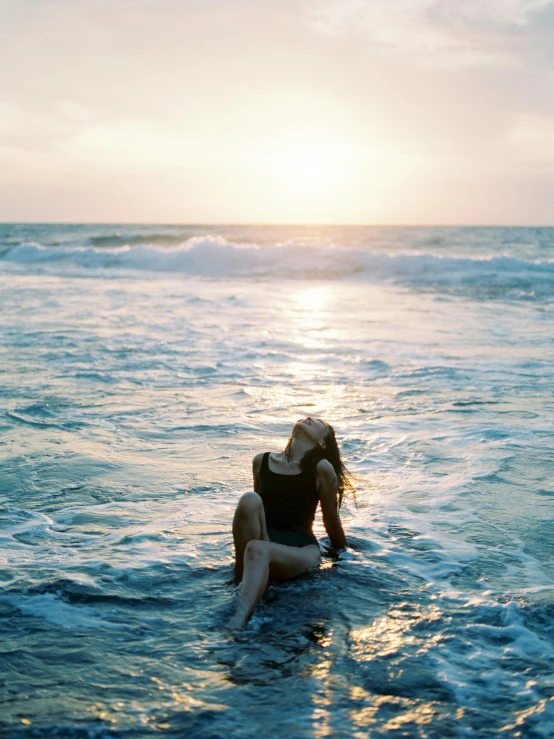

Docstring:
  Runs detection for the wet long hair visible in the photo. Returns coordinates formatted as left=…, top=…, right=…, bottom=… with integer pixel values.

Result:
left=284, top=422, right=355, bottom=508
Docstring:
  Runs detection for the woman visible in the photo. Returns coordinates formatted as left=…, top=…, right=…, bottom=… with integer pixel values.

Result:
left=227, top=416, right=353, bottom=631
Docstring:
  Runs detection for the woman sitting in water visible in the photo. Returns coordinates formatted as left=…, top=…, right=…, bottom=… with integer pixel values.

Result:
left=227, top=417, right=354, bottom=631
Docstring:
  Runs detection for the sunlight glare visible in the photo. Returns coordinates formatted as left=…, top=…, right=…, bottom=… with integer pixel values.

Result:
left=239, top=124, right=428, bottom=222
left=249, top=130, right=360, bottom=200
left=296, top=286, right=332, bottom=312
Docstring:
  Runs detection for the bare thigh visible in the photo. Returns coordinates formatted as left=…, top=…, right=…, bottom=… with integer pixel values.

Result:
left=265, top=542, right=321, bottom=580
left=232, top=492, right=269, bottom=579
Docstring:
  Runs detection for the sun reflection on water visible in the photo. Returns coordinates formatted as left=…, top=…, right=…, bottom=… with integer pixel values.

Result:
left=290, top=286, right=334, bottom=350
left=349, top=604, right=444, bottom=660
left=348, top=693, right=440, bottom=734
left=295, top=286, right=332, bottom=313
left=306, top=604, right=450, bottom=736
left=308, top=626, right=336, bottom=739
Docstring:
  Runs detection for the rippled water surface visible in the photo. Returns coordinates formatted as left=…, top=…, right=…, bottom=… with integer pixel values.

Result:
left=1, top=224, right=553, bottom=738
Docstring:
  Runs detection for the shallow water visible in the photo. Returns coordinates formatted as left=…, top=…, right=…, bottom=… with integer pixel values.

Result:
left=1, top=224, right=553, bottom=738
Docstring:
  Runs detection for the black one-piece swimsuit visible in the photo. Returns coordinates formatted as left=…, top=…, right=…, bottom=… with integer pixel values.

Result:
left=258, top=452, right=319, bottom=548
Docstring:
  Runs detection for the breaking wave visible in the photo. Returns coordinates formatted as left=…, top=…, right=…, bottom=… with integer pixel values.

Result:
left=3, top=235, right=554, bottom=299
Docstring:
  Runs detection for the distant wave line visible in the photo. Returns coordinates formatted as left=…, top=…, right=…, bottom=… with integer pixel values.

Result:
left=2, top=236, right=554, bottom=299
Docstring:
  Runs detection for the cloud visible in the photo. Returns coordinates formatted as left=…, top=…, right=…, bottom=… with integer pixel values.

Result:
left=307, top=0, right=554, bottom=68
left=505, top=114, right=554, bottom=168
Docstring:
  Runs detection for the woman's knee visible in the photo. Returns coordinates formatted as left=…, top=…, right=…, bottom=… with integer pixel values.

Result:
left=305, top=546, right=322, bottom=569
left=235, top=492, right=263, bottom=518
left=244, top=539, right=269, bottom=564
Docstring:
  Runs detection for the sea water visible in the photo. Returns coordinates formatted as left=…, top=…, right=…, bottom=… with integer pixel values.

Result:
left=1, top=224, right=553, bottom=738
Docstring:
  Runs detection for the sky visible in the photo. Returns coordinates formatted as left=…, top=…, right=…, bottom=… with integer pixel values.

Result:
left=1, top=0, right=554, bottom=225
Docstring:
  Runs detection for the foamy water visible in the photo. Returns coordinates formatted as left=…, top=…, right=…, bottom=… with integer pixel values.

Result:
left=1, top=224, right=553, bottom=737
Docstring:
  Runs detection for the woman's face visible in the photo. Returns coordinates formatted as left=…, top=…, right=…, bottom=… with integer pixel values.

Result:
left=294, top=417, right=329, bottom=447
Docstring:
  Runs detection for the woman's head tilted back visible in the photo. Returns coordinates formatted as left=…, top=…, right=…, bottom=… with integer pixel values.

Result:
left=285, top=417, right=355, bottom=507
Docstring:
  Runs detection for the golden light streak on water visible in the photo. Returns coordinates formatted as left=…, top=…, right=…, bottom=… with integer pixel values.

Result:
left=349, top=605, right=444, bottom=660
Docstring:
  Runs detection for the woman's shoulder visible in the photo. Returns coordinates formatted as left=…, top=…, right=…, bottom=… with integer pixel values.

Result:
left=252, top=452, right=266, bottom=470
left=316, top=458, right=336, bottom=481
left=316, top=458, right=334, bottom=473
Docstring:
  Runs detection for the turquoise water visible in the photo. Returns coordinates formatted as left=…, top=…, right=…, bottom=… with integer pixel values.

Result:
left=1, top=224, right=553, bottom=737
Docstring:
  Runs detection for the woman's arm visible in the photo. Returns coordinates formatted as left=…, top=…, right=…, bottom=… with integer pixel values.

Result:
left=317, top=459, right=347, bottom=549
left=252, top=452, right=264, bottom=492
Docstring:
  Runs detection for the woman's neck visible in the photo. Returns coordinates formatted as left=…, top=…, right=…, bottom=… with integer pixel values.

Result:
left=286, top=436, right=316, bottom=465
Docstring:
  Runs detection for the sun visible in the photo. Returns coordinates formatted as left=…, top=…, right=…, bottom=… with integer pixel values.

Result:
left=249, top=129, right=355, bottom=200
left=293, top=154, right=330, bottom=189
left=240, top=124, right=423, bottom=223
left=273, top=140, right=337, bottom=192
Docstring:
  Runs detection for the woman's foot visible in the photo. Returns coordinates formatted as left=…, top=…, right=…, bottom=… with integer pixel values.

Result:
left=224, top=593, right=252, bottom=633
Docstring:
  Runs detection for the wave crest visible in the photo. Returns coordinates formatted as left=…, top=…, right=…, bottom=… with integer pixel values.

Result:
left=3, top=236, right=554, bottom=299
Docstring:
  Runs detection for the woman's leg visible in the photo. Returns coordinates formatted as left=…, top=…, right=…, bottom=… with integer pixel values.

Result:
left=232, top=492, right=269, bottom=580
left=226, top=541, right=321, bottom=632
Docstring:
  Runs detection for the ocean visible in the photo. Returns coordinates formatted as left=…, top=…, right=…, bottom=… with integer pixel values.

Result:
left=1, top=223, right=553, bottom=738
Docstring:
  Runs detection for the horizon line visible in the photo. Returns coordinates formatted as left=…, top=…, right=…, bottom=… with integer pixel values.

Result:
left=2, top=221, right=554, bottom=229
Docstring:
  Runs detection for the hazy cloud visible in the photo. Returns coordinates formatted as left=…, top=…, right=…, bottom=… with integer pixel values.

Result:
left=307, top=0, right=554, bottom=67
